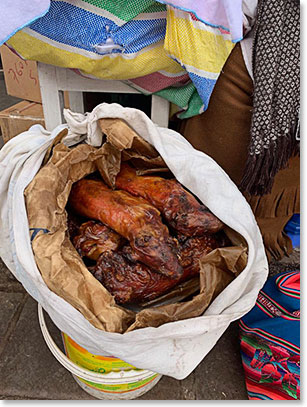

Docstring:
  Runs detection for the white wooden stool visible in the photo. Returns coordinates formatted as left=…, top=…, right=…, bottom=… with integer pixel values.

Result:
left=37, top=63, right=170, bottom=131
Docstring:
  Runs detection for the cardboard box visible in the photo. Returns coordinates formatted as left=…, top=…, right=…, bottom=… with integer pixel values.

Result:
left=0, top=101, right=45, bottom=144
left=0, top=45, right=70, bottom=107
left=0, top=45, right=42, bottom=103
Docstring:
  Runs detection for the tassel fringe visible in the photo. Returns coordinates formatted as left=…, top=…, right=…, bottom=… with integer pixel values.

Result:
left=240, top=125, right=299, bottom=196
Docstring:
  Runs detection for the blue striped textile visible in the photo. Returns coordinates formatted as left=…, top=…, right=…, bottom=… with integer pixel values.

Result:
left=29, top=0, right=166, bottom=55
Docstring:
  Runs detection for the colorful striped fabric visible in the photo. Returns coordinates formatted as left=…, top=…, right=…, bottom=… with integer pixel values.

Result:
left=156, top=0, right=244, bottom=42
left=239, top=271, right=300, bottom=400
left=7, top=0, right=176, bottom=79
left=163, top=6, right=235, bottom=115
left=6, top=0, right=236, bottom=119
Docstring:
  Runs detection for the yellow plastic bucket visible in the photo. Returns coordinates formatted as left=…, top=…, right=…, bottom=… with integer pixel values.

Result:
left=38, top=305, right=162, bottom=399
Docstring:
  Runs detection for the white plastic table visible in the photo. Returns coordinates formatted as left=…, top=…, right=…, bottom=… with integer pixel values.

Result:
left=37, top=63, right=170, bottom=131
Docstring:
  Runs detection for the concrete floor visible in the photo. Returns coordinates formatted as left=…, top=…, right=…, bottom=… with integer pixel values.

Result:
left=0, top=75, right=300, bottom=400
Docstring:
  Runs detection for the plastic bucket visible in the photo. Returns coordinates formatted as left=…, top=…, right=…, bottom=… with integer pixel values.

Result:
left=38, top=304, right=162, bottom=399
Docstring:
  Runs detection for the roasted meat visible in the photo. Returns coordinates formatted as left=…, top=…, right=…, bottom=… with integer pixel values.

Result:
left=177, top=234, right=219, bottom=275
left=73, top=220, right=125, bottom=260
left=69, top=179, right=182, bottom=279
left=94, top=251, right=174, bottom=304
left=67, top=212, right=82, bottom=240
left=115, top=163, right=223, bottom=236
left=94, top=234, right=218, bottom=304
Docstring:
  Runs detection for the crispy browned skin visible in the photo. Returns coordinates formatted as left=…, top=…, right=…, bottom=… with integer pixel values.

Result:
left=94, top=251, right=172, bottom=304
left=73, top=220, right=125, bottom=260
left=69, top=179, right=182, bottom=278
left=94, top=234, right=218, bottom=304
left=177, top=234, right=219, bottom=275
left=115, top=163, right=223, bottom=236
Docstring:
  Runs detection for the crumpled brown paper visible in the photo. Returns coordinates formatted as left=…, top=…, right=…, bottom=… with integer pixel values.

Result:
left=24, top=119, right=247, bottom=334
left=98, top=119, right=167, bottom=186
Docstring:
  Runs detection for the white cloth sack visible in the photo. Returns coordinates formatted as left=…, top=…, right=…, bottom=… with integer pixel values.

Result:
left=0, top=103, right=268, bottom=379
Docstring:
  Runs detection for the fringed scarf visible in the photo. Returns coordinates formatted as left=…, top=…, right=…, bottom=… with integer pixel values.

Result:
left=240, top=0, right=300, bottom=196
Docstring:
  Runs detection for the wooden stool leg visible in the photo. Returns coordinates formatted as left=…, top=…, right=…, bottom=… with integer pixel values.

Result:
left=151, top=95, right=170, bottom=128
left=37, top=63, right=63, bottom=131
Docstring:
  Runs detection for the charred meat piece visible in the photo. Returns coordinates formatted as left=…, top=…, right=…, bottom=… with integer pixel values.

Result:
left=94, top=234, right=218, bottom=305
left=94, top=250, right=192, bottom=305
left=73, top=220, right=125, bottom=260
left=67, top=212, right=82, bottom=240
left=177, top=234, right=219, bottom=276
left=121, top=236, right=180, bottom=263
left=69, top=179, right=182, bottom=279
left=115, top=163, right=223, bottom=236
left=94, top=251, right=173, bottom=304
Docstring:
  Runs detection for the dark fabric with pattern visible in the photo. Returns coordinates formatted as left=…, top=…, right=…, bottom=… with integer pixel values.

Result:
left=240, top=0, right=300, bottom=195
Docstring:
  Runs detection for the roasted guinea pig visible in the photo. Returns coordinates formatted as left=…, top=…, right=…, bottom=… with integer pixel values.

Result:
left=72, top=220, right=125, bottom=261
left=177, top=234, right=219, bottom=275
left=68, top=179, right=182, bottom=279
left=94, top=234, right=219, bottom=304
left=115, top=163, right=223, bottom=236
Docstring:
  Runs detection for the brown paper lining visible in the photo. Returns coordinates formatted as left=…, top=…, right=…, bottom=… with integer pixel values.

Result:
left=25, top=119, right=247, bottom=333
